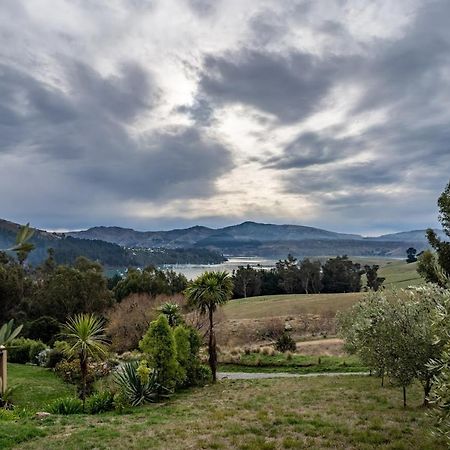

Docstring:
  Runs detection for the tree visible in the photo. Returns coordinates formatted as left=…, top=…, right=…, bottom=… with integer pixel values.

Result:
left=298, top=259, right=322, bottom=294
left=364, top=265, right=385, bottom=291
left=61, top=314, right=109, bottom=405
left=322, top=256, right=363, bottom=293
left=184, top=271, right=233, bottom=382
left=276, top=254, right=301, bottom=294
left=426, top=180, right=450, bottom=276
left=139, top=314, right=181, bottom=390
left=417, top=250, right=443, bottom=285
left=406, top=247, right=418, bottom=263
left=232, top=265, right=261, bottom=298
left=339, top=288, right=446, bottom=407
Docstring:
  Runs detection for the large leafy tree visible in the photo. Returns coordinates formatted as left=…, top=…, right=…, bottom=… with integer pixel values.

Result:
left=426, top=180, right=450, bottom=277
left=61, top=314, right=109, bottom=404
left=185, top=271, right=233, bottom=382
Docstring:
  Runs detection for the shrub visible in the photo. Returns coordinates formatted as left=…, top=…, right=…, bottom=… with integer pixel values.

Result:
left=86, top=391, right=115, bottom=414
left=29, top=340, right=47, bottom=364
left=7, top=338, right=47, bottom=364
left=107, top=293, right=185, bottom=352
left=47, top=397, right=84, bottom=415
left=45, top=348, right=66, bottom=368
left=275, top=332, right=296, bottom=353
left=194, top=365, right=212, bottom=385
left=139, top=314, right=181, bottom=390
left=114, top=361, right=169, bottom=407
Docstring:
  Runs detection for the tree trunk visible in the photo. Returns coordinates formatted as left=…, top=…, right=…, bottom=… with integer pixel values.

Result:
left=403, top=386, right=407, bottom=408
left=208, top=308, right=217, bottom=383
left=423, top=377, right=432, bottom=407
left=381, top=372, right=384, bottom=387
left=80, top=354, right=88, bottom=409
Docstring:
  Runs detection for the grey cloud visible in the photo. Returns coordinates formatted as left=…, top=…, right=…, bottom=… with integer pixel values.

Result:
left=266, top=132, right=359, bottom=169
left=0, top=59, right=234, bottom=222
left=199, top=49, right=359, bottom=122
left=176, top=98, right=215, bottom=126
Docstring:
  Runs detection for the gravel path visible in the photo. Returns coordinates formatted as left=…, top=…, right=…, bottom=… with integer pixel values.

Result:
left=217, top=371, right=369, bottom=380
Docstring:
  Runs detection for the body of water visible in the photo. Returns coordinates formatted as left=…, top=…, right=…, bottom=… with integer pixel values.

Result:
left=162, top=256, right=277, bottom=280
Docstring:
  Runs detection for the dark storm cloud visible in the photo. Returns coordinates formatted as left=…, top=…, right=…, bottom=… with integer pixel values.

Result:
left=266, top=132, right=359, bottom=169
left=0, top=60, right=233, bottom=211
left=199, top=49, right=359, bottom=122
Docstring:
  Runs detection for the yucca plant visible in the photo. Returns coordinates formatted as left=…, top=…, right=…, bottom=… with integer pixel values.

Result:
left=60, top=314, right=109, bottom=405
left=8, top=223, right=35, bottom=265
left=0, top=320, right=23, bottom=346
left=114, top=361, right=169, bottom=407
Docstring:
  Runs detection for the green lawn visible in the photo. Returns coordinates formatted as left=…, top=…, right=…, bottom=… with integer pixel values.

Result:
left=0, top=364, right=446, bottom=449
left=0, top=364, right=75, bottom=449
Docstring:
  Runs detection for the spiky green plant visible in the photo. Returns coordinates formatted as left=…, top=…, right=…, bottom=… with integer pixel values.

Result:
left=158, top=302, right=182, bottom=327
left=60, top=314, right=109, bottom=405
left=47, top=397, right=83, bottom=415
left=114, top=361, right=168, bottom=407
left=8, top=223, right=35, bottom=264
left=185, top=271, right=233, bottom=382
left=0, top=320, right=23, bottom=346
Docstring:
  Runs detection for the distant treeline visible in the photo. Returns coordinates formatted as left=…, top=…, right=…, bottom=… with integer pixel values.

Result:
left=230, top=254, right=384, bottom=298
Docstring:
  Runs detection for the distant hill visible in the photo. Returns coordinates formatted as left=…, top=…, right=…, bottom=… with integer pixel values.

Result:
left=0, top=219, right=225, bottom=267
left=68, top=220, right=446, bottom=259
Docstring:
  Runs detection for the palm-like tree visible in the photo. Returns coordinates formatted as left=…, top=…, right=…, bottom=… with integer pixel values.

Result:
left=184, top=271, right=233, bottom=382
left=158, top=302, right=182, bottom=327
left=61, top=314, right=109, bottom=404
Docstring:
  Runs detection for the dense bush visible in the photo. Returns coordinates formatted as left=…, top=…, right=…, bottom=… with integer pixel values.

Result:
left=275, top=332, right=296, bottom=353
left=85, top=391, right=115, bottom=414
left=54, top=359, right=111, bottom=397
left=47, top=397, right=84, bottom=415
left=106, top=294, right=184, bottom=352
left=7, top=338, right=47, bottom=364
left=139, top=315, right=181, bottom=390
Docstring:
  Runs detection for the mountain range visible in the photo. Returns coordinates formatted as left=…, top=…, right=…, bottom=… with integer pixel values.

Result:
left=68, top=221, right=446, bottom=259
left=1, top=218, right=446, bottom=266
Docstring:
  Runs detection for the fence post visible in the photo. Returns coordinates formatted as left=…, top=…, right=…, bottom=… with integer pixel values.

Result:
left=0, top=346, right=7, bottom=395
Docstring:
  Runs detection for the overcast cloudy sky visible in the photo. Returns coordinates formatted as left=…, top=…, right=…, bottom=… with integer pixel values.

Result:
left=1, top=0, right=449, bottom=234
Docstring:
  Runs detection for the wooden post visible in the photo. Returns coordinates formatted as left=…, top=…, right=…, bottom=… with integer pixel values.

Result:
left=0, top=345, right=7, bottom=395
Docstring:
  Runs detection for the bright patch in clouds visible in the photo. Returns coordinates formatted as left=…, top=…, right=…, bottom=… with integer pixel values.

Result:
left=0, top=0, right=449, bottom=233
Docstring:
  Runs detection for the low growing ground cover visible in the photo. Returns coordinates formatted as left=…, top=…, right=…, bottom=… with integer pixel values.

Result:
left=1, top=364, right=446, bottom=449
left=218, top=353, right=366, bottom=374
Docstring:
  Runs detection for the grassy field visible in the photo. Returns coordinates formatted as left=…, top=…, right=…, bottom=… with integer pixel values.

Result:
left=378, top=260, right=423, bottom=289
left=223, top=260, right=423, bottom=322
left=223, top=292, right=362, bottom=321
left=218, top=353, right=366, bottom=374
left=1, top=364, right=446, bottom=449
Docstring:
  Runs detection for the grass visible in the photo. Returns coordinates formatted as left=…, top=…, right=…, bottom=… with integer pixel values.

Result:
left=218, top=354, right=367, bottom=374
left=224, top=292, right=363, bottom=320
left=0, top=364, right=446, bottom=449
left=223, top=260, right=424, bottom=321
left=378, top=260, right=424, bottom=289
left=0, top=364, right=75, bottom=448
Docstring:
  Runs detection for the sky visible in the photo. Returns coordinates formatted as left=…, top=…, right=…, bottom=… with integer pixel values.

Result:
left=0, top=0, right=449, bottom=235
